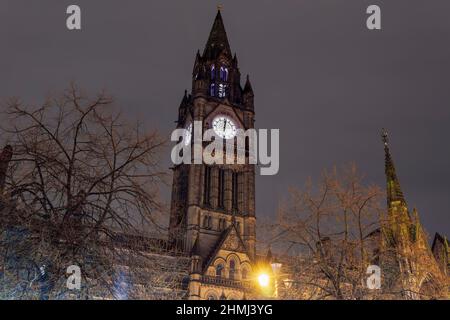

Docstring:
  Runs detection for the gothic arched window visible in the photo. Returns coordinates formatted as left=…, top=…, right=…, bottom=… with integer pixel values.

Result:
left=203, top=215, right=209, bottom=228
left=220, top=66, right=228, bottom=81
left=218, top=169, right=225, bottom=208
left=211, top=65, right=215, bottom=80
left=219, top=218, right=227, bottom=231
left=229, top=259, right=236, bottom=280
left=242, top=268, right=248, bottom=280
left=218, top=84, right=226, bottom=98
left=232, top=172, right=238, bottom=211
left=216, top=264, right=224, bottom=277
left=207, top=294, right=217, bottom=300
left=210, top=83, right=215, bottom=97
left=203, top=166, right=211, bottom=205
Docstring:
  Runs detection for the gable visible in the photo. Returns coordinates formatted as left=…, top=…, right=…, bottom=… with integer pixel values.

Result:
left=221, top=226, right=246, bottom=253
left=202, top=224, right=250, bottom=272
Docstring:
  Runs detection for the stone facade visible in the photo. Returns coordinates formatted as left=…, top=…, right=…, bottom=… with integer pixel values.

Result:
left=1, top=10, right=449, bottom=301
left=168, top=11, right=450, bottom=301
left=168, top=10, right=258, bottom=300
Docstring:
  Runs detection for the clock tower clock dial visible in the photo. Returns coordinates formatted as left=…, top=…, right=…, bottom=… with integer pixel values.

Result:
left=212, top=116, right=237, bottom=139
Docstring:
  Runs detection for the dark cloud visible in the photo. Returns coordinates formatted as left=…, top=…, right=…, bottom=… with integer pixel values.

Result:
left=1, top=0, right=449, bottom=237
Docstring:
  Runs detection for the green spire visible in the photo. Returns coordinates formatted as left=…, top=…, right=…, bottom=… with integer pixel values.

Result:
left=382, top=129, right=406, bottom=208
left=203, top=10, right=232, bottom=60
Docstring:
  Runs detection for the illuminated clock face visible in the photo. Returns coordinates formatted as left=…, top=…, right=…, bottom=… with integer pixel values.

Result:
left=212, top=116, right=237, bottom=139
left=184, top=123, right=192, bottom=146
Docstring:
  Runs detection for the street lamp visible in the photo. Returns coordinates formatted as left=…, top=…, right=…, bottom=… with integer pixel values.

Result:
left=270, top=262, right=282, bottom=298
left=270, top=262, right=282, bottom=274
left=257, top=273, right=270, bottom=288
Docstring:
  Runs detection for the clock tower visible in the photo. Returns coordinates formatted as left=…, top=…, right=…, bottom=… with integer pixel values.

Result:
left=168, top=9, right=256, bottom=299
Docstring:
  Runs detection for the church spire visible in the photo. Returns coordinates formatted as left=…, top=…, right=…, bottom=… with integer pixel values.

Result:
left=382, top=129, right=406, bottom=208
left=243, top=75, right=253, bottom=94
left=203, top=9, right=232, bottom=60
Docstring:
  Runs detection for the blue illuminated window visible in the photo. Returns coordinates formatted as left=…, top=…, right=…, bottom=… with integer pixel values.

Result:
left=220, top=67, right=228, bottom=81
left=211, top=65, right=215, bottom=80
left=218, top=84, right=226, bottom=98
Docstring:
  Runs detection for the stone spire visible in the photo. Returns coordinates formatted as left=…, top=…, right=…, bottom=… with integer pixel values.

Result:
left=203, top=10, right=232, bottom=60
left=382, top=129, right=406, bottom=209
left=243, top=75, right=254, bottom=110
left=243, top=75, right=253, bottom=94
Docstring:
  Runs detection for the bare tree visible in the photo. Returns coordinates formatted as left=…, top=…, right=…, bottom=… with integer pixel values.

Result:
left=0, top=85, right=181, bottom=299
left=269, top=164, right=384, bottom=300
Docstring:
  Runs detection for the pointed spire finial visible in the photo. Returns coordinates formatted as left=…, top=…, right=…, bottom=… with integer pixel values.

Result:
left=382, top=129, right=407, bottom=209
left=203, top=8, right=232, bottom=60
left=381, top=128, right=389, bottom=147
left=244, top=74, right=253, bottom=93
left=217, top=4, right=223, bottom=11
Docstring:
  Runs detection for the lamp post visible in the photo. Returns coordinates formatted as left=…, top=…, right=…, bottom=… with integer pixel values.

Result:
left=257, top=267, right=296, bottom=299
left=283, top=278, right=294, bottom=290
left=270, top=262, right=282, bottom=298
left=257, top=251, right=299, bottom=299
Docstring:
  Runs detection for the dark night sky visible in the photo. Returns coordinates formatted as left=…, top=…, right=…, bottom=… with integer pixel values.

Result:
left=1, top=1, right=450, bottom=238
